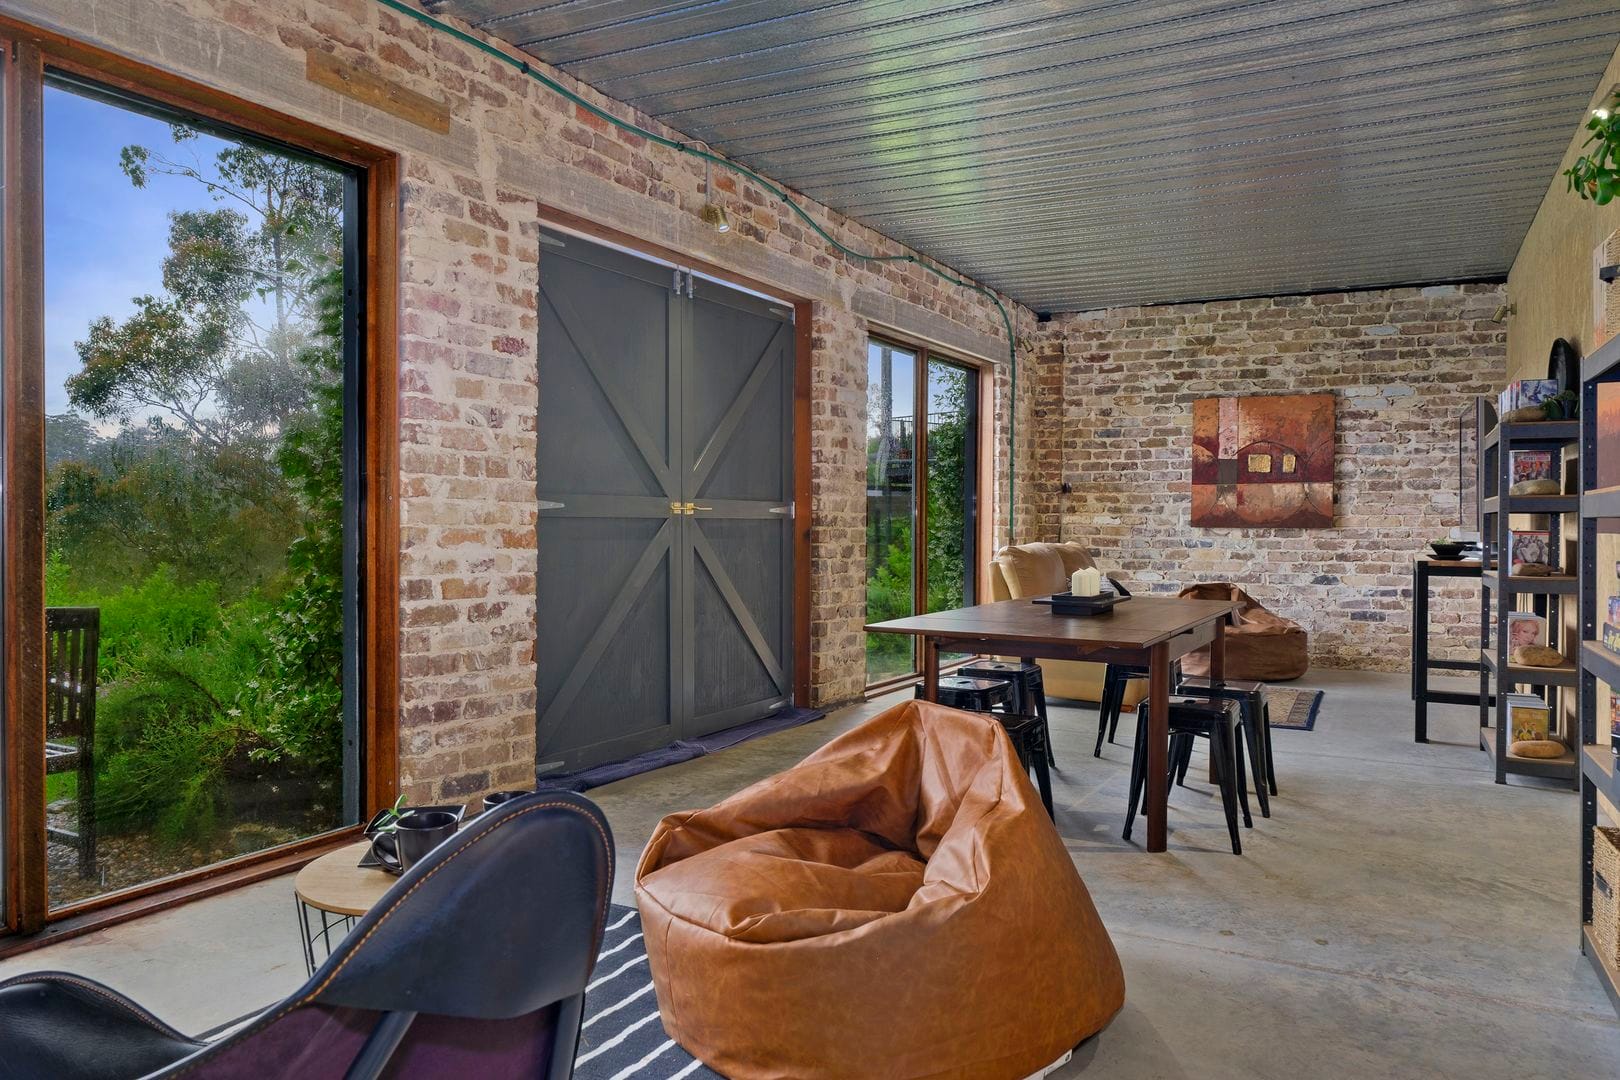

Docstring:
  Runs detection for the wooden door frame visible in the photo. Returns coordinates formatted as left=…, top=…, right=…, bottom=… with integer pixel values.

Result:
left=537, top=205, right=813, bottom=708
left=0, top=15, right=399, bottom=945
left=864, top=333, right=989, bottom=693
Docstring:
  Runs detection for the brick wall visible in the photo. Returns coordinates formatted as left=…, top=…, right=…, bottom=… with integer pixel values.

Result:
left=14, top=0, right=1039, bottom=803
left=1034, top=284, right=1507, bottom=672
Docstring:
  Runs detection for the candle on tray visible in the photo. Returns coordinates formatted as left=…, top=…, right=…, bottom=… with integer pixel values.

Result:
left=1070, top=567, right=1101, bottom=596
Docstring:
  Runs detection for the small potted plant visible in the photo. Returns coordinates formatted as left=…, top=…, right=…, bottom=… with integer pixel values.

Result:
left=1566, top=97, right=1620, bottom=204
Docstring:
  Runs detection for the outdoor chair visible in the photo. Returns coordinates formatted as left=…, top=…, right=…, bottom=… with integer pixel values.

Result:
left=45, top=607, right=99, bottom=878
left=0, top=791, right=614, bottom=1080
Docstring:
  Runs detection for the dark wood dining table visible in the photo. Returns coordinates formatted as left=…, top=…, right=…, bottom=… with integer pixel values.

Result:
left=866, top=594, right=1244, bottom=852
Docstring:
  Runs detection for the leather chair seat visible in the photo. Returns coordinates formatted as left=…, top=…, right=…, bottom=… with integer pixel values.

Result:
left=636, top=700, right=1125, bottom=1080
left=640, top=826, right=926, bottom=942
left=0, top=974, right=204, bottom=1080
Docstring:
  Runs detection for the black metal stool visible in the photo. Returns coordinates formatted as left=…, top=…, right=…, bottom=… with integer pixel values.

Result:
left=1176, top=676, right=1277, bottom=810
left=992, top=713, right=1054, bottom=817
left=915, top=676, right=1013, bottom=713
left=960, top=660, right=1055, bottom=766
left=1124, top=697, right=1249, bottom=854
left=1096, top=664, right=1148, bottom=756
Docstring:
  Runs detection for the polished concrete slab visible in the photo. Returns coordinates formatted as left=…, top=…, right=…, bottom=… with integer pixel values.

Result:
left=3, top=669, right=1617, bottom=1078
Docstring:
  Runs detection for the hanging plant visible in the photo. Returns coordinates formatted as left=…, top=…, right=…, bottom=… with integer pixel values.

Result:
left=1565, top=101, right=1620, bottom=204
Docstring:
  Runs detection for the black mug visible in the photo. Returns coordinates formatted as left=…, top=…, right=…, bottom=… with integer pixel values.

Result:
left=370, top=810, right=459, bottom=874
left=483, top=789, right=533, bottom=813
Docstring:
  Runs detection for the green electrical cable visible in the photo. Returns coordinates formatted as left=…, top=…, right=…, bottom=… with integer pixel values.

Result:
left=373, top=0, right=1018, bottom=537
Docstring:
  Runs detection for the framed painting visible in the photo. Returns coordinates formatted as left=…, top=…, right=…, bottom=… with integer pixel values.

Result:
left=1191, top=393, right=1335, bottom=528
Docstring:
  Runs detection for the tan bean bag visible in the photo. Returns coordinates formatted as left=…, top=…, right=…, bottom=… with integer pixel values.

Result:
left=635, top=700, right=1125, bottom=1080
left=1177, top=582, right=1309, bottom=681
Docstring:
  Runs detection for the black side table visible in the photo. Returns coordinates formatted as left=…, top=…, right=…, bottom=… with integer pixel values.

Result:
left=1412, top=556, right=1483, bottom=742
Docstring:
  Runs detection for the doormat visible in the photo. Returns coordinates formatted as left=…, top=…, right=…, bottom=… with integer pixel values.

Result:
left=540, top=706, right=825, bottom=793
left=1268, top=687, right=1324, bottom=731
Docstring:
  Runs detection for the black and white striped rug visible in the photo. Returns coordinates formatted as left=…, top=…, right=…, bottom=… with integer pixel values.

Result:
left=575, top=905, right=719, bottom=1080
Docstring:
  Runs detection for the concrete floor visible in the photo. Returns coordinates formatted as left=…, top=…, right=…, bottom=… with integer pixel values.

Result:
left=3, top=668, right=1618, bottom=1077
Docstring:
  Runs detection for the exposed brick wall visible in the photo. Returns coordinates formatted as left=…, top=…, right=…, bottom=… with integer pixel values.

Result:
left=1034, top=284, right=1507, bottom=672
left=16, top=0, right=1039, bottom=803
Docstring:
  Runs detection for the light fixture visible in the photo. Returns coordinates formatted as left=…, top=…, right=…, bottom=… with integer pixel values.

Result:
left=701, top=158, right=730, bottom=233
left=1599, top=108, right=1613, bottom=120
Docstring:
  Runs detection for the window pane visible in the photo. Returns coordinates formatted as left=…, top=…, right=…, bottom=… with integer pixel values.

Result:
left=43, top=83, right=355, bottom=908
left=866, top=341, right=916, bottom=683
left=924, top=360, right=976, bottom=614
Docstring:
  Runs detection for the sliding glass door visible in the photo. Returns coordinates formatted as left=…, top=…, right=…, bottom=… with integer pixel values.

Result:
left=865, top=338, right=980, bottom=687
left=1, top=31, right=396, bottom=938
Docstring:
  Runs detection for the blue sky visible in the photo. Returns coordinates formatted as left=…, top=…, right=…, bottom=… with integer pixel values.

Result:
left=44, top=84, right=236, bottom=416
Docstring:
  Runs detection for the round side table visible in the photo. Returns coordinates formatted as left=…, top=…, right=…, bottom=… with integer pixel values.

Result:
left=293, top=841, right=394, bottom=975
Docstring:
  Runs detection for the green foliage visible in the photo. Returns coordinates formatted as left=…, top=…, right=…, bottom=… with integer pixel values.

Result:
left=46, top=122, right=349, bottom=848
left=1566, top=102, right=1620, bottom=205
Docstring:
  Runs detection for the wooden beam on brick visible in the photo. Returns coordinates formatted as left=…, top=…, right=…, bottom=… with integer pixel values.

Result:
left=306, top=49, right=450, bottom=135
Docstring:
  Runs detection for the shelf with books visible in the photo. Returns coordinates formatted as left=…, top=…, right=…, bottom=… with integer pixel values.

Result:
left=1577, top=330, right=1620, bottom=1016
left=1476, top=392, right=1579, bottom=788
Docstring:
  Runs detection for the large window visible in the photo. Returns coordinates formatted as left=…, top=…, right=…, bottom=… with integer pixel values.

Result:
left=865, top=337, right=980, bottom=686
left=1, top=31, right=397, bottom=936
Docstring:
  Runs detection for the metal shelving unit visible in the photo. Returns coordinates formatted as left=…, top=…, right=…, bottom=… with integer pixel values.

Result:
left=1578, top=332, right=1620, bottom=1016
left=1477, top=399, right=1581, bottom=786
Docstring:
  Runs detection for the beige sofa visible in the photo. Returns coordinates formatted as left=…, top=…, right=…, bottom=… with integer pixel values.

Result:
left=989, top=541, right=1147, bottom=709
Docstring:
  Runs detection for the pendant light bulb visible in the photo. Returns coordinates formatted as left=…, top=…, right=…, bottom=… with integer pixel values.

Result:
left=702, top=158, right=730, bottom=233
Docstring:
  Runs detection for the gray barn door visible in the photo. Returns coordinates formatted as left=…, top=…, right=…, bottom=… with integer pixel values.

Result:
left=536, top=231, right=794, bottom=773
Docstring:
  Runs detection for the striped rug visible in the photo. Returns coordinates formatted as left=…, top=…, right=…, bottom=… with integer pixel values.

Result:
left=575, top=905, right=718, bottom=1080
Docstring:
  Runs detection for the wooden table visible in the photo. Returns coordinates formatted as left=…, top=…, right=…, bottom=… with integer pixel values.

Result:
left=867, top=595, right=1243, bottom=853
left=293, top=840, right=394, bottom=973
left=1410, top=556, right=1483, bottom=743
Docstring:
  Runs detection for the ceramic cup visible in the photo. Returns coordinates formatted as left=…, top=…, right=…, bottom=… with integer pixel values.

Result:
left=370, top=809, right=459, bottom=874
left=482, top=789, right=534, bottom=813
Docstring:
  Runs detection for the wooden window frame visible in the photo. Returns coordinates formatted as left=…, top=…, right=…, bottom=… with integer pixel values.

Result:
left=0, top=17, right=399, bottom=948
left=864, top=333, right=986, bottom=694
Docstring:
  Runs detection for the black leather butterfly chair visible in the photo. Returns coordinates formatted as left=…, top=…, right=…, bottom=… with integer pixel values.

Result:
left=0, top=791, right=614, bottom=1080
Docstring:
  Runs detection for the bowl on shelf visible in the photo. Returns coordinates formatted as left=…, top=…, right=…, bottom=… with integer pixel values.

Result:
left=1429, top=540, right=1467, bottom=560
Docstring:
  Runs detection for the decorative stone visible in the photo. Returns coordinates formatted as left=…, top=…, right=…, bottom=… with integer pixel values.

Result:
left=1509, top=478, right=1561, bottom=496
left=1510, top=644, right=1566, bottom=668
left=1509, top=739, right=1566, bottom=759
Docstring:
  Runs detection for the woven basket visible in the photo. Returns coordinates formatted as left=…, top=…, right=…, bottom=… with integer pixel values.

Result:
left=1594, top=827, right=1620, bottom=966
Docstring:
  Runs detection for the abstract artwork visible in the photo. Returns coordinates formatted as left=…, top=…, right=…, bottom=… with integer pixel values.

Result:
left=1191, top=393, right=1334, bottom=528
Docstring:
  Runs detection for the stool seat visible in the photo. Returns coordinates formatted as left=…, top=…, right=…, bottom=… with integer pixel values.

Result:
left=1174, top=675, right=1277, bottom=805
left=915, top=677, right=1013, bottom=714
left=1124, top=697, right=1251, bottom=854
left=959, top=660, right=1055, bottom=768
left=993, top=713, right=1053, bottom=817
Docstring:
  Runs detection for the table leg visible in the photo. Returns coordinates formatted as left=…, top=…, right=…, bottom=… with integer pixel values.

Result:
left=1206, top=619, right=1228, bottom=784
left=922, top=636, right=940, bottom=702
left=1147, top=641, right=1170, bottom=853
left=1413, top=562, right=1429, bottom=742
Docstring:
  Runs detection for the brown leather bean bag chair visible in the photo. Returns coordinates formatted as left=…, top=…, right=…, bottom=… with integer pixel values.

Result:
left=1178, top=582, right=1309, bottom=681
left=635, top=700, right=1125, bottom=1080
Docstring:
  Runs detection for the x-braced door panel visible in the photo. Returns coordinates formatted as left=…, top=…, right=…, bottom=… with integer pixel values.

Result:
left=536, top=231, right=795, bottom=772
left=681, top=288, right=794, bottom=737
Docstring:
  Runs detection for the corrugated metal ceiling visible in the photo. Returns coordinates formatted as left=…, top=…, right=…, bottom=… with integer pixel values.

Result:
left=431, top=1, right=1620, bottom=311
